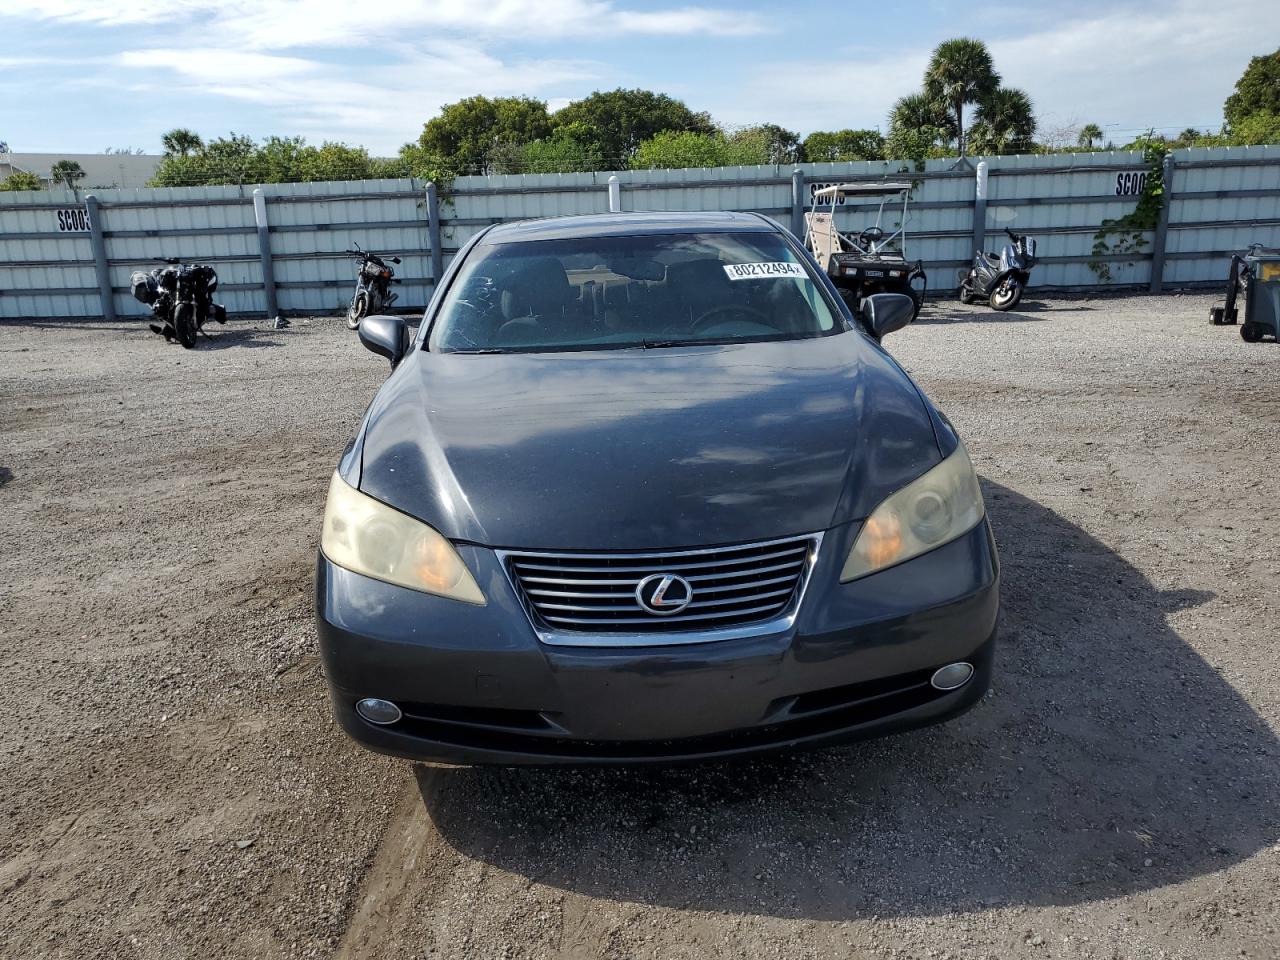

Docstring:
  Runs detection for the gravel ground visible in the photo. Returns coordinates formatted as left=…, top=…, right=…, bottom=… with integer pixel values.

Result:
left=1, top=294, right=1278, bottom=960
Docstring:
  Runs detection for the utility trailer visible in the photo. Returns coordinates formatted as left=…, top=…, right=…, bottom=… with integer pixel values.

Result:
left=804, top=182, right=927, bottom=320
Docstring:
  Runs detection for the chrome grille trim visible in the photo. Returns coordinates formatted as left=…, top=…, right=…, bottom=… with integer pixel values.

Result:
left=498, top=533, right=823, bottom=648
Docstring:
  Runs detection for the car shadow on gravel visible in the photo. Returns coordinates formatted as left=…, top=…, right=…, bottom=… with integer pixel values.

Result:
left=916, top=305, right=1058, bottom=324
left=416, top=482, right=1279, bottom=919
left=198, top=328, right=286, bottom=350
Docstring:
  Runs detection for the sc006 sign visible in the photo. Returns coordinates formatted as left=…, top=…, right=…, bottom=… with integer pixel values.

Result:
left=56, top=207, right=92, bottom=232
left=1115, top=171, right=1148, bottom=196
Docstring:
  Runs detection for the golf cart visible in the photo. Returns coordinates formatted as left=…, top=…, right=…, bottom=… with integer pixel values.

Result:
left=804, top=182, right=927, bottom=321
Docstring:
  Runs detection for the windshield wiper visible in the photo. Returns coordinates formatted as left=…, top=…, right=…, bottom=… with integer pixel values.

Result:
left=448, top=348, right=507, bottom=354
left=641, top=337, right=742, bottom=349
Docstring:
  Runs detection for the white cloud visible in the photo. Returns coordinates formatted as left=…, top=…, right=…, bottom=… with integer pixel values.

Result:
left=987, top=2, right=1251, bottom=135
left=110, top=41, right=603, bottom=151
left=8, top=0, right=765, bottom=152
left=716, top=49, right=930, bottom=133
left=2, top=0, right=767, bottom=44
left=723, top=0, right=1254, bottom=137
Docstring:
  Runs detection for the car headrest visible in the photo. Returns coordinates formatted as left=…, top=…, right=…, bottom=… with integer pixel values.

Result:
left=664, top=258, right=732, bottom=289
left=502, top=257, right=574, bottom=318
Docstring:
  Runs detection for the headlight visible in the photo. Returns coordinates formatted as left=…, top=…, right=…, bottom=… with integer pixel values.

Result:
left=840, top=444, right=985, bottom=582
left=320, top=472, right=485, bottom=604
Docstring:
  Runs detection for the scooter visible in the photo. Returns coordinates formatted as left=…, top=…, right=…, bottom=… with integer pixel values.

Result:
left=130, top=257, right=226, bottom=348
left=958, top=228, right=1038, bottom=311
left=345, top=243, right=401, bottom=330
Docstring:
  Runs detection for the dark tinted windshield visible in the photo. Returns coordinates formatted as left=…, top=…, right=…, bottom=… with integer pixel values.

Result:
left=430, top=231, right=840, bottom=354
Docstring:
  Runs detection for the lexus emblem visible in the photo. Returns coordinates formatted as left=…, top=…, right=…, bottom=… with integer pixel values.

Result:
left=635, top=573, right=693, bottom=615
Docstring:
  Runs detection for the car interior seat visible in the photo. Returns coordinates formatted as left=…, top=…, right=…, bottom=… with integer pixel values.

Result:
left=496, top=257, right=584, bottom=345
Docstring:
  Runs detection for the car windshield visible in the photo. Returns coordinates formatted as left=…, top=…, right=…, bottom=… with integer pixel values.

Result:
left=429, top=231, right=842, bottom=354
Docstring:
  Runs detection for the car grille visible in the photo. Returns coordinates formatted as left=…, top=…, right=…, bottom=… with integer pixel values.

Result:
left=502, top=534, right=820, bottom=643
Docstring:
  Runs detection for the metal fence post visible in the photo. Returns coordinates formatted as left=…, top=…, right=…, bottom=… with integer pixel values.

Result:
left=607, top=175, right=621, bottom=213
left=84, top=194, right=116, bottom=323
left=1148, top=154, right=1176, bottom=294
left=791, top=168, right=805, bottom=239
left=251, top=188, right=278, bottom=319
left=425, top=181, right=443, bottom=286
left=973, top=161, right=989, bottom=260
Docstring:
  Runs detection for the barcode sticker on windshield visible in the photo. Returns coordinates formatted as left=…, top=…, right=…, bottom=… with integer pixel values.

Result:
left=723, top=262, right=807, bottom=281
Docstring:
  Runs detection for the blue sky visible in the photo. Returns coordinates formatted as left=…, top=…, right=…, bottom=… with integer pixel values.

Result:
left=0, top=0, right=1263, bottom=157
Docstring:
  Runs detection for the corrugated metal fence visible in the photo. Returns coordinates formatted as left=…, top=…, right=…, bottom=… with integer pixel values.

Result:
left=1, top=145, right=1276, bottom=320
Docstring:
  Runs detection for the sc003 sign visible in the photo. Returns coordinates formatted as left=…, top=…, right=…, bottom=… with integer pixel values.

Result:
left=56, top=207, right=92, bottom=232
left=1115, top=171, right=1148, bottom=196
left=808, top=182, right=847, bottom=205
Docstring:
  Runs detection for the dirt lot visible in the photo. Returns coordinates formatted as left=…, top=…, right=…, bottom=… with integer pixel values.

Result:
left=2, top=294, right=1278, bottom=960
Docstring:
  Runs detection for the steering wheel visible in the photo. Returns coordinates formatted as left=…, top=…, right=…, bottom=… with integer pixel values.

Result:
left=691, top=304, right=773, bottom=333
left=858, top=226, right=885, bottom=247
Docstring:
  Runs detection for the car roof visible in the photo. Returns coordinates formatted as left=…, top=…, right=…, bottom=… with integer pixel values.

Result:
left=481, top=210, right=777, bottom=244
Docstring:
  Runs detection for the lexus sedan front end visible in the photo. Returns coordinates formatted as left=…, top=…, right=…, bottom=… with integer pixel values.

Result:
left=316, top=211, right=999, bottom=764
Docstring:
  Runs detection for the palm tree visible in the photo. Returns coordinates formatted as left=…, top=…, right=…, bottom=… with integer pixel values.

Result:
left=890, top=92, right=954, bottom=137
left=923, top=38, right=1000, bottom=156
left=49, top=160, right=85, bottom=189
left=1077, top=123, right=1104, bottom=149
left=971, top=88, right=1037, bottom=155
left=161, top=128, right=204, bottom=157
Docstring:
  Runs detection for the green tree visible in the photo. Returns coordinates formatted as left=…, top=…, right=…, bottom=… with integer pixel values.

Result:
left=161, top=128, right=203, bottom=157
left=393, top=143, right=456, bottom=182
left=553, top=88, right=715, bottom=163
left=969, top=87, right=1036, bottom=154
left=49, top=160, right=86, bottom=189
left=0, top=170, right=43, bottom=191
left=631, top=130, right=731, bottom=169
left=1224, top=49, right=1280, bottom=129
left=1077, top=123, right=1104, bottom=149
left=417, top=96, right=551, bottom=174
left=294, top=142, right=375, bottom=182
left=886, top=93, right=953, bottom=159
left=885, top=124, right=950, bottom=163
left=923, top=37, right=1000, bottom=156
left=520, top=122, right=605, bottom=173
left=149, top=154, right=206, bottom=187
left=801, top=129, right=885, bottom=162
left=257, top=135, right=307, bottom=182
left=200, top=133, right=267, bottom=184
left=726, top=123, right=802, bottom=164
left=1227, top=111, right=1280, bottom=145
left=891, top=92, right=954, bottom=135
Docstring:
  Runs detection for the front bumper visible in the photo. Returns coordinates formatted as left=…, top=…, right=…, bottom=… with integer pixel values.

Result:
left=316, top=518, right=999, bottom=765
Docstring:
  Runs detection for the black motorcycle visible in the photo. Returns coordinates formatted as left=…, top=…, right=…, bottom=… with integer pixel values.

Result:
left=958, top=228, right=1038, bottom=311
left=346, top=244, right=401, bottom=329
left=130, top=258, right=226, bottom=348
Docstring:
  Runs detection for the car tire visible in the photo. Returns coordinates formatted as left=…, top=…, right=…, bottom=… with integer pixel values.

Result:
left=346, top=291, right=369, bottom=330
left=1241, top=322, right=1264, bottom=343
left=173, top=303, right=198, bottom=349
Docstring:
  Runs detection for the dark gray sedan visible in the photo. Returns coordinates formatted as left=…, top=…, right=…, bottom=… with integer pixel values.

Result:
left=316, top=211, right=998, bottom=764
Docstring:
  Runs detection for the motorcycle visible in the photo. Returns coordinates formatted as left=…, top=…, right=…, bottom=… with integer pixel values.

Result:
left=345, top=243, right=401, bottom=329
left=130, top=258, right=226, bottom=348
left=958, top=228, right=1038, bottom=311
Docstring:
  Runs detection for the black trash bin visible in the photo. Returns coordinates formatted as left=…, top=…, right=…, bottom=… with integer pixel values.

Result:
left=1241, top=250, right=1280, bottom=343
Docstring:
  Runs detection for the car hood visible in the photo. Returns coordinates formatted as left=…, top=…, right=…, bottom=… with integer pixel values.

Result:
left=356, top=334, right=941, bottom=551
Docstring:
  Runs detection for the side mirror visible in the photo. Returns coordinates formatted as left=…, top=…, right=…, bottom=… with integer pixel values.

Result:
left=860, top=293, right=915, bottom=341
left=358, top=314, right=407, bottom=367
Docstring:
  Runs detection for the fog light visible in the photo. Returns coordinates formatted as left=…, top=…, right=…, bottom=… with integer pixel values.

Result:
left=930, top=662, right=974, bottom=691
left=355, top=698, right=402, bottom=725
